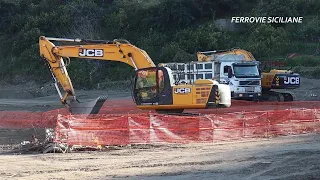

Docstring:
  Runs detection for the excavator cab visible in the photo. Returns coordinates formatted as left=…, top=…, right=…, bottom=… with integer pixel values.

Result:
left=133, top=67, right=174, bottom=106
left=133, top=66, right=231, bottom=113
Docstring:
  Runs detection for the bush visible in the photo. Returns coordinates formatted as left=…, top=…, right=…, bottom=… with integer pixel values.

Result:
left=245, top=24, right=289, bottom=57
left=286, top=55, right=320, bottom=67
left=294, top=66, right=320, bottom=79
left=310, top=68, right=320, bottom=79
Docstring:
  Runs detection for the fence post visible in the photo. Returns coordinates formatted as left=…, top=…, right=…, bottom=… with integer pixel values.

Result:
left=204, top=115, right=215, bottom=143
left=314, top=108, right=317, bottom=133
left=266, top=111, right=269, bottom=138
left=149, top=113, right=152, bottom=144
left=242, top=111, right=246, bottom=138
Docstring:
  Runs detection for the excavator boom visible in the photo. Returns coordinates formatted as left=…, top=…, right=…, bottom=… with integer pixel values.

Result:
left=197, top=48, right=256, bottom=62
left=39, top=36, right=155, bottom=106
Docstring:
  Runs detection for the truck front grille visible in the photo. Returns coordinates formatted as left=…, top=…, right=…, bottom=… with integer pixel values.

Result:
left=239, top=81, right=260, bottom=86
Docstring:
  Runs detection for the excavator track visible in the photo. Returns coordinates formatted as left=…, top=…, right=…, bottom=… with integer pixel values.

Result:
left=260, top=91, right=294, bottom=102
left=155, top=109, right=185, bottom=114
left=155, top=109, right=201, bottom=116
left=281, top=92, right=295, bottom=101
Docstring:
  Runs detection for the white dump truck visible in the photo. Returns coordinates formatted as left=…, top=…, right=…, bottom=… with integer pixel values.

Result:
left=160, top=51, right=262, bottom=100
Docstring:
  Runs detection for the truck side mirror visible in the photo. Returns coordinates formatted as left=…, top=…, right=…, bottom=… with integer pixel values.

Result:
left=259, top=69, right=263, bottom=78
left=228, top=68, right=233, bottom=78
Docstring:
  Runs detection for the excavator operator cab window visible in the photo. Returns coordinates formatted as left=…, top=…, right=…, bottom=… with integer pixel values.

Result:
left=158, top=69, right=165, bottom=93
left=135, top=68, right=158, bottom=104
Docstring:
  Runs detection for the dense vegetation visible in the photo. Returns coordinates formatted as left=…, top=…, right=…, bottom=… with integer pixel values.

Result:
left=0, top=0, right=319, bottom=88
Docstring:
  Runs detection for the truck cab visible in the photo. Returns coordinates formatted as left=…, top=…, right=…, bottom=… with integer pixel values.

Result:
left=219, top=61, right=261, bottom=100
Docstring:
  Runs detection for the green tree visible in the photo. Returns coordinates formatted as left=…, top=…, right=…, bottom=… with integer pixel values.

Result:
left=246, top=24, right=289, bottom=57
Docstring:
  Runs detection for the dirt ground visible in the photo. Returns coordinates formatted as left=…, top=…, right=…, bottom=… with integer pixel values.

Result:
left=0, top=78, right=318, bottom=114
left=1, top=77, right=320, bottom=112
left=0, top=78, right=320, bottom=179
left=0, top=80, right=131, bottom=112
left=0, top=134, right=319, bottom=180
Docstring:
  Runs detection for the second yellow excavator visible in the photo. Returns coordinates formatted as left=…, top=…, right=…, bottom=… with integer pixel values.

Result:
left=39, top=36, right=231, bottom=114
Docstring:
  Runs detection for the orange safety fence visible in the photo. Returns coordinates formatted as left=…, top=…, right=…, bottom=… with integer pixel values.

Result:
left=99, top=100, right=320, bottom=114
left=2, top=100, right=320, bottom=129
left=54, top=108, right=320, bottom=146
left=0, top=108, right=68, bottom=128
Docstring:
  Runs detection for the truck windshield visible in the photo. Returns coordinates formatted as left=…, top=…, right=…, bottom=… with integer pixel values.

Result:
left=233, top=65, right=259, bottom=78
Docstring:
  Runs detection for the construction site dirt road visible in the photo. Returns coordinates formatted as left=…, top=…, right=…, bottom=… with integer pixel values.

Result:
left=0, top=134, right=319, bottom=180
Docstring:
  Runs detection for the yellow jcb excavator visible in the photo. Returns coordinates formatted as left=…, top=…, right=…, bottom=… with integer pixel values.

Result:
left=39, top=36, right=231, bottom=114
left=197, top=48, right=300, bottom=101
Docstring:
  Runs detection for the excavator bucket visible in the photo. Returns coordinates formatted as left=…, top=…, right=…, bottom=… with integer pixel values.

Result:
left=69, top=96, right=108, bottom=114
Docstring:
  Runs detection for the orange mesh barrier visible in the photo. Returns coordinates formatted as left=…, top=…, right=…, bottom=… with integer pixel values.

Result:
left=54, top=108, right=320, bottom=146
left=0, top=108, right=68, bottom=128
left=2, top=100, right=320, bottom=129
left=1, top=99, right=320, bottom=147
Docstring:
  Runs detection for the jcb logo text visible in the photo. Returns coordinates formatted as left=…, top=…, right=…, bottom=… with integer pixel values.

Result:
left=79, top=49, right=104, bottom=57
left=174, top=88, right=191, bottom=94
left=284, top=77, right=300, bottom=85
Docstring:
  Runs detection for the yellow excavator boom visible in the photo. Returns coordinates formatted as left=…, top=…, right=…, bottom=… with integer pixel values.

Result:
left=39, top=36, right=155, bottom=104
left=197, top=48, right=256, bottom=62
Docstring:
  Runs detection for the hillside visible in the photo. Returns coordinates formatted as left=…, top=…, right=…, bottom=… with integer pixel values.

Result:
left=0, top=0, right=319, bottom=88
